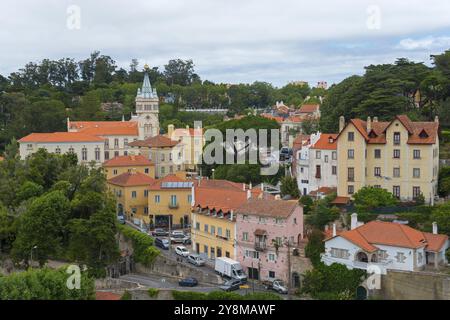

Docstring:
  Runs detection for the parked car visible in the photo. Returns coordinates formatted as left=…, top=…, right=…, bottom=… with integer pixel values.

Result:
left=170, top=233, right=190, bottom=244
left=263, top=279, right=288, bottom=294
left=154, top=237, right=170, bottom=250
left=187, top=254, right=205, bottom=266
left=219, top=279, right=242, bottom=292
left=152, top=228, right=169, bottom=237
left=178, top=277, right=198, bottom=287
left=175, top=245, right=189, bottom=257
left=117, top=215, right=125, bottom=225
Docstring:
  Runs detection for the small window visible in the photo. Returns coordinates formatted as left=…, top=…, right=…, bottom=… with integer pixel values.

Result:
left=393, top=167, right=400, bottom=178
left=393, top=149, right=400, bottom=159
left=347, top=167, right=354, bottom=182
left=269, top=271, right=276, bottom=278
left=413, top=150, right=421, bottom=159
left=144, top=190, right=149, bottom=197
left=154, top=195, right=160, bottom=203
left=413, top=168, right=420, bottom=178
left=324, top=155, right=329, bottom=163
left=348, top=132, right=354, bottom=141
left=393, top=132, right=401, bottom=145
left=393, top=186, right=400, bottom=199
left=243, top=232, right=248, bottom=241
left=374, top=167, right=381, bottom=177
left=347, top=149, right=354, bottom=159
left=374, top=149, right=381, bottom=158
left=332, top=166, right=337, bottom=175
left=145, top=168, right=149, bottom=174
left=348, top=185, right=354, bottom=195
left=315, top=151, right=321, bottom=159
left=131, top=191, right=137, bottom=198
left=332, top=151, right=337, bottom=160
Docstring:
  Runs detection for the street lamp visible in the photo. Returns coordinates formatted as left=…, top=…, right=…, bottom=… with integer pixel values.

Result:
left=211, top=168, right=215, bottom=180
left=30, top=245, right=37, bottom=267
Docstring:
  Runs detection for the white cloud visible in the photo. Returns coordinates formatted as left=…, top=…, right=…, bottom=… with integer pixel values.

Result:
left=398, top=36, right=450, bottom=50
left=0, top=0, right=450, bottom=85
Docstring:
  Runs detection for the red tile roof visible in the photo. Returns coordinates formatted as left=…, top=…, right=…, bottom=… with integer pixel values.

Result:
left=107, top=172, right=155, bottom=187
left=330, top=196, right=350, bottom=205
left=309, top=187, right=337, bottom=197
left=310, top=134, right=337, bottom=150
left=70, top=121, right=139, bottom=136
left=235, top=199, right=299, bottom=218
left=19, top=132, right=105, bottom=143
left=299, top=104, right=320, bottom=113
left=95, top=291, right=121, bottom=300
left=129, top=135, right=180, bottom=148
left=260, top=114, right=284, bottom=123
left=331, top=221, right=447, bottom=253
left=103, top=155, right=154, bottom=167
left=284, top=116, right=304, bottom=123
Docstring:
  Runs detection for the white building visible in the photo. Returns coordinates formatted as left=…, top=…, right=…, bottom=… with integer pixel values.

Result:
left=19, top=66, right=160, bottom=164
left=18, top=132, right=105, bottom=164
left=296, top=132, right=338, bottom=196
left=321, top=213, right=449, bottom=274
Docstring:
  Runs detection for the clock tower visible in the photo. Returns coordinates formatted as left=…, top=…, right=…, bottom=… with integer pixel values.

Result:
left=135, top=64, right=159, bottom=139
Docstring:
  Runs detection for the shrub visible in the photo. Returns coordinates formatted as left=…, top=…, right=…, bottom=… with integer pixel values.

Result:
left=121, top=290, right=132, bottom=300
left=208, top=291, right=243, bottom=300
left=147, top=288, right=159, bottom=298
left=171, top=290, right=207, bottom=300
left=117, top=224, right=159, bottom=266
left=304, top=228, right=325, bottom=267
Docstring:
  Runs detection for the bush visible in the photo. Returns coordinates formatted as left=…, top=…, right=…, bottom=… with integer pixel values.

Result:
left=304, top=228, right=325, bottom=267
left=147, top=288, right=159, bottom=298
left=353, top=186, right=398, bottom=212
left=118, top=224, right=159, bottom=266
left=172, top=290, right=207, bottom=300
left=208, top=291, right=242, bottom=300
left=121, top=290, right=132, bottom=300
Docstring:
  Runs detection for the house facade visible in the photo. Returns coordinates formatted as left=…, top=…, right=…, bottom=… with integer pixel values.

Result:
left=336, top=115, right=440, bottom=204
left=235, top=199, right=304, bottom=283
left=322, top=214, right=449, bottom=274
left=103, top=154, right=155, bottom=180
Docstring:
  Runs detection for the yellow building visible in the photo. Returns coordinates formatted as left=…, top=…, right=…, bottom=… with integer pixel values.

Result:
left=167, top=124, right=204, bottom=176
left=191, top=179, right=264, bottom=260
left=147, top=174, right=193, bottom=228
left=103, top=154, right=155, bottom=179
left=336, top=115, right=439, bottom=205
left=129, top=135, right=185, bottom=178
left=107, top=171, right=156, bottom=226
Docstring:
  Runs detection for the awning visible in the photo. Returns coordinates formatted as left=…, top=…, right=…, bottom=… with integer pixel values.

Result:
left=254, top=229, right=267, bottom=236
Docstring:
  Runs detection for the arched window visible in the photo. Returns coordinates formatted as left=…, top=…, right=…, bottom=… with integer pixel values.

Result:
left=95, top=147, right=100, bottom=161
left=82, top=147, right=88, bottom=161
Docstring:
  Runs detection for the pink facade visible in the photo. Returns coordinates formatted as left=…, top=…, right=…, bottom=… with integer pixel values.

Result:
left=236, top=205, right=304, bottom=283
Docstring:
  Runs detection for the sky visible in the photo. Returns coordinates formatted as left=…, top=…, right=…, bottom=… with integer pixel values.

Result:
left=1, top=0, right=450, bottom=87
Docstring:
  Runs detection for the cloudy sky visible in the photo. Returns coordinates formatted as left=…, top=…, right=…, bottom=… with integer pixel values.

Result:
left=1, top=0, right=450, bottom=86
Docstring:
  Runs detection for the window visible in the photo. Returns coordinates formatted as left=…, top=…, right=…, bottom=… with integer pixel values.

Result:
left=243, top=232, right=248, bottom=241
left=413, top=150, right=421, bottom=159
left=413, top=168, right=420, bottom=178
left=348, top=132, right=354, bottom=141
left=124, top=138, right=128, bottom=147
left=226, top=229, right=231, bottom=239
left=324, top=155, right=329, bottom=163
left=395, top=252, right=406, bottom=263
left=217, top=227, right=222, bottom=236
left=413, top=187, right=421, bottom=199
left=348, top=185, right=354, bottom=195
left=204, top=245, right=208, bottom=255
left=275, top=237, right=282, bottom=246
left=161, top=154, right=165, bottom=162
left=330, top=248, right=349, bottom=259
left=169, top=166, right=173, bottom=173
left=332, top=166, right=337, bottom=175
left=68, top=147, right=74, bottom=154
left=259, top=216, right=266, bottom=223
left=374, top=185, right=381, bottom=188
left=393, top=149, right=400, bottom=159
left=55, top=147, right=61, bottom=154
left=161, top=167, right=165, bottom=175
left=131, top=191, right=137, bottom=198
left=144, top=207, right=148, bottom=215
left=315, top=151, right=321, bottom=159
left=374, top=149, right=381, bottom=158
left=393, top=132, right=401, bottom=145
left=144, top=190, right=149, bottom=197
left=170, top=195, right=177, bottom=206
left=418, top=252, right=423, bottom=264
left=169, top=153, right=172, bottom=161
left=347, top=167, right=354, bottom=182
left=210, top=226, right=215, bottom=235
left=27, top=144, right=33, bottom=150
left=347, top=149, right=354, bottom=159
left=393, top=186, right=400, bottom=199
left=114, top=138, right=119, bottom=148
left=275, top=218, right=284, bottom=224
left=268, top=271, right=276, bottom=279
left=105, top=140, right=109, bottom=148
left=195, top=222, right=200, bottom=230
left=315, top=165, right=321, bottom=179
left=378, top=250, right=389, bottom=261
left=114, top=151, right=119, bottom=157
left=374, top=167, right=381, bottom=177
left=204, top=224, right=209, bottom=233
left=188, top=194, right=192, bottom=204
left=124, top=151, right=128, bottom=156
left=95, top=147, right=100, bottom=161
left=81, top=147, right=87, bottom=161
left=332, top=151, right=337, bottom=160
left=154, top=195, right=160, bottom=203
left=393, top=167, right=400, bottom=178
left=145, top=168, right=149, bottom=174
left=104, top=151, right=109, bottom=160
left=268, top=253, right=276, bottom=262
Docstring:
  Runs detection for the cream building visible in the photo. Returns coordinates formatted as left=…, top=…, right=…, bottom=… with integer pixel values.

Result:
left=336, top=115, right=439, bottom=205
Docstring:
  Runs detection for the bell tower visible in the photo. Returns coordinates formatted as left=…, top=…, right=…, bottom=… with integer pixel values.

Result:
left=135, top=64, right=159, bottom=139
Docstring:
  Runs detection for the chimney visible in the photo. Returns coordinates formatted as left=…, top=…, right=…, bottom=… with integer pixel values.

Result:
left=339, top=116, right=345, bottom=133
left=122, top=114, right=125, bottom=122
left=247, top=189, right=251, bottom=200
left=435, top=116, right=439, bottom=123
left=367, top=116, right=372, bottom=133
left=432, top=221, right=438, bottom=235
left=168, top=124, right=175, bottom=139
left=249, top=182, right=252, bottom=190
left=191, top=185, right=195, bottom=206
left=230, top=210, right=234, bottom=221
left=275, top=195, right=281, bottom=200
left=373, top=116, right=378, bottom=122
left=332, top=223, right=337, bottom=237
left=260, top=183, right=264, bottom=192
left=67, top=117, right=70, bottom=131
left=350, top=213, right=358, bottom=230
left=243, top=183, right=246, bottom=191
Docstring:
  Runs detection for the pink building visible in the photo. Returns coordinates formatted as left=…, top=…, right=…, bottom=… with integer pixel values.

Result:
left=235, top=199, right=304, bottom=283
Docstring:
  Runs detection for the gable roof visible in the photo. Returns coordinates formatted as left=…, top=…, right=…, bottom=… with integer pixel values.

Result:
left=107, top=172, right=155, bottom=187
left=299, top=104, right=320, bottom=113
left=19, top=132, right=105, bottom=143
left=70, top=121, right=139, bottom=136
left=310, top=133, right=337, bottom=150
left=329, top=220, right=447, bottom=253
left=128, top=135, right=180, bottom=148
left=235, top=199, right=299, bottom=218
left=103, top=155, right=154, bottom=167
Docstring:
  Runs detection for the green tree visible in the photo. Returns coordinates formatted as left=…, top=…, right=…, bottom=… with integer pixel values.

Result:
left=353, top=186, right=398, bottom=212
left=280, top=176, right=300, bottom=199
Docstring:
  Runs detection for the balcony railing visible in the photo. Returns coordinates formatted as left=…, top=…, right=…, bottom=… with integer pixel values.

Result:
left=255, top=241, right=267, bottom=251
left=168, top=202, right=179, bottom=209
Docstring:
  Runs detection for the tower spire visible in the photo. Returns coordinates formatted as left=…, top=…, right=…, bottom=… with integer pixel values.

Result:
left=137, top=64, right=157, bottom=99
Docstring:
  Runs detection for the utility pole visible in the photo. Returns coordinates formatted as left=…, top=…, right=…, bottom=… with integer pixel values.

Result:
left=286, top=239, right=292, bottom=300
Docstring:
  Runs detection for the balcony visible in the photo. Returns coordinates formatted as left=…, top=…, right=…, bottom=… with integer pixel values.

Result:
left=168, top=202, right=179, bottom=209
left=254, top=241, right=267, bottom=252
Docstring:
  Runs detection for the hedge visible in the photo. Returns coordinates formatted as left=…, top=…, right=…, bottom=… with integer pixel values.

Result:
left=117, top=224, right=159, bottom=266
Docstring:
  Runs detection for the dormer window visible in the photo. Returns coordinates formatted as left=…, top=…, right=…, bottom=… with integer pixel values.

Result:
left=369, top=130, right=377, bottom=138
left=419, top=129, right=428, bottom=138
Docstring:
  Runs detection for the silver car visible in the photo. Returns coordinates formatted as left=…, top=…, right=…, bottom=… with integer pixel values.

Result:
left=187, top=254, right=205, bottom=266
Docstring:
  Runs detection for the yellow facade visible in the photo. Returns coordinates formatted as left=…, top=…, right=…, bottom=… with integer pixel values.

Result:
left=108, top=184, right=149, bottom=221
left=148, top=183, right=192, bottom=227
left=337, top=117, right=439, bottom=204
left=168, top=125, right=205, bottom=174
left=134, top=146, right=185, bottom=178
left=104, top=164, right=155, bottom=180
left=191, top=210, right=236, bottom=260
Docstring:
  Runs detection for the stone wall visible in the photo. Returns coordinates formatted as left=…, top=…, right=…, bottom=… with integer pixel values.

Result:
left=379, top=270, right=450, bottom=300
left=135, top=255, right=222, bottom=285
